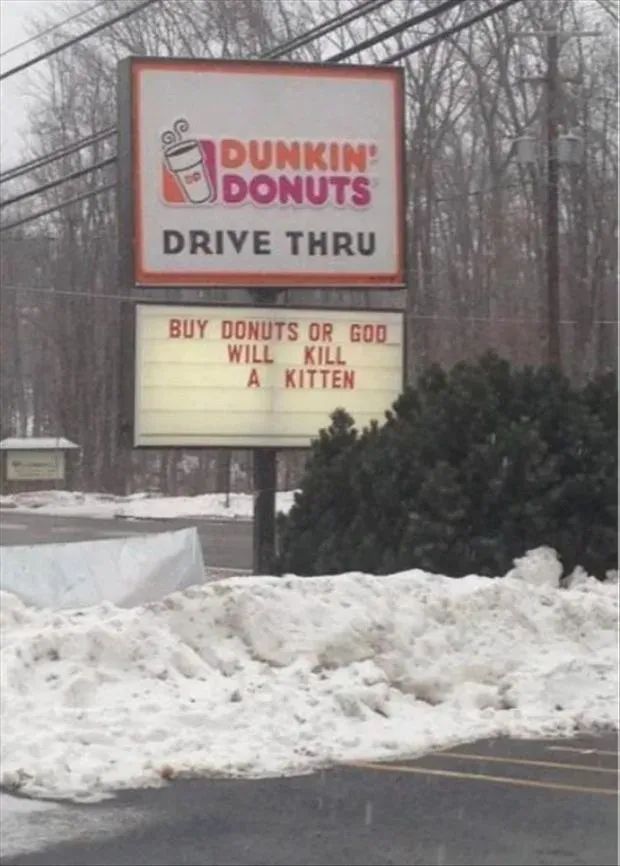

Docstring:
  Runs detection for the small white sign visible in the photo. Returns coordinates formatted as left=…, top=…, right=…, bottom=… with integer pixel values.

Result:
left=125, top=59, right=405, bottom=288
left=134, top=304, right=404, bottom=448
left=6, top=451, right=65, bottom=481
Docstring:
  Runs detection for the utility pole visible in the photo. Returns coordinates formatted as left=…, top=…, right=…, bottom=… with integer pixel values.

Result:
left=513, top=30, right=597, bottom=369
left=545, top=32, right=561, bottom=367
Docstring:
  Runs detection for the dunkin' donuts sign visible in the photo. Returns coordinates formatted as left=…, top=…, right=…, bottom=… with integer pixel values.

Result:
left=120, top=59, right=405, bottom=288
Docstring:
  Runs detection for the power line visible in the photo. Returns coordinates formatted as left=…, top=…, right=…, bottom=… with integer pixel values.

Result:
left=0, top=1, right=104, bottom=59
left=1, top=283, right=617, bottom=329
left=0, top=178, right=534, bottom=233
left=381, top=0, right=522, bottom=64
left=0, top=0, right=160, bottom=82
left=328, top=0, right=462, bottom=62
left=0, top=0, right=390, bottom=184
left=0, top=127, right=116, bottom=184
left=0, top=183, right=115, bottom=232
left=266, top=0, right=392, bottom=59
left=1, top=157, right=115, bottom=208
left=1, top=0, right=522, bottom=231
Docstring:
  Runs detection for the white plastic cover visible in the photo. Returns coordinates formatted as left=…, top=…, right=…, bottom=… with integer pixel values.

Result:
left=0, top=528, right=205, bottom=609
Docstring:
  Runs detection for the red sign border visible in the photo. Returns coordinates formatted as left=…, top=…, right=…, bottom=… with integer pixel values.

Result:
left=128, top=58, right=406, bottom=289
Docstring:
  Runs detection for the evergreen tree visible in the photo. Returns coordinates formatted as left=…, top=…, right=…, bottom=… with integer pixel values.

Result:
left=277, top=355, right=618, bottom=579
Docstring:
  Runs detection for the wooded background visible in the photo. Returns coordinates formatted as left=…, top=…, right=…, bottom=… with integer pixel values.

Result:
left=1, top=0, right=617, bottom=494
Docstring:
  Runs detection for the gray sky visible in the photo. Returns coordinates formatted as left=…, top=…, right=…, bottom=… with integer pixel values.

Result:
left=0, top=0, right=61, bottom=170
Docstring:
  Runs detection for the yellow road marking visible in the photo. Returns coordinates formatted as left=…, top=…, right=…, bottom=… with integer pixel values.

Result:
left=546, top=746, right=619, bottom=758
left=434, top=751, right=618, bottom=774
left=346, top=762, right=619, bottom=796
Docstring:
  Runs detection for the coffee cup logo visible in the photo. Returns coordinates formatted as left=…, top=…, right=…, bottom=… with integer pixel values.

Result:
left=160, top=120, right=377, bottom=209
left=161, top=119, right=216, bottom=204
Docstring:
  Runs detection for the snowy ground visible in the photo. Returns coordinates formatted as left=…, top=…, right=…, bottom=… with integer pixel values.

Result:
left=0, top=792, right=149, bottom=859
left=1, top=548, right=617, bottom=804
left=0, top=490, right=297, bottom=520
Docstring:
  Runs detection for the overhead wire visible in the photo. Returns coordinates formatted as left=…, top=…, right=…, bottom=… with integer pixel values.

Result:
left=265, top=0, right=392, bottom=58
left=1, top=283, right=617, bottom=330
left=0, top=1, right=104, bottom=58
left=1, top=156, right=115, bottom=209
left=1, top=0, right=523, bottom=232
left=0, top=0, right=392, bottom=185
left=0, top=126, right=116, bottom=184
left=381, top=0, right=521, bottom=63
left=327, top=0, right=463, bottom=61
left=0, top=0, right=160, bottom=81
left=0, top=183, right=115, bottom=232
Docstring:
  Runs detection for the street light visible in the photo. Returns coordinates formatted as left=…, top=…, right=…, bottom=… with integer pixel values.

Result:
left=514, top=128, right=584, bottom=167
left=514, top=134, right=539, bottom=166
left=557, top=129, right=584, bottom=165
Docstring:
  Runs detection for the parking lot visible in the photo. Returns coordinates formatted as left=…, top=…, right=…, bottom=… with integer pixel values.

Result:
left=3, top=733, right=617, bottom=866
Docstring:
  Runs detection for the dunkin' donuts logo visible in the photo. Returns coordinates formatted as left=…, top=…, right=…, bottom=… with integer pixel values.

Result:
left=161, top=118, right=377, bottom=209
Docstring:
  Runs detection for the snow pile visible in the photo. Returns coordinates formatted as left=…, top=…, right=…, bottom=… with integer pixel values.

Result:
left=0, top=491, right=147, bottom=519
left=0, top=490, right=297, bottom=520
left=116, top=491, right=297, bottom=521
left=1, top=549, right=617, bottom=803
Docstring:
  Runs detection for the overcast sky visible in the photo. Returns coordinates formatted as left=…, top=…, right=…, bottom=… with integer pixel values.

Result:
left=0, top=0, right=59, bottom=170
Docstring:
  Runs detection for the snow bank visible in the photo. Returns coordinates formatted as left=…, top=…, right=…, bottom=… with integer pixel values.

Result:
left=1, top=550, right=617, bottom=803
left=0, top=528, right=205, bottom=609
left=0, top=490, right=297, bottom=520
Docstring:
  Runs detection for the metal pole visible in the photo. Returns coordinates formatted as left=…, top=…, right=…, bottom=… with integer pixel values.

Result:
left=545, top=33, right=561, bottom=368
left=253, top=447, right=277, bottom=574
left=250, top=288, right=279, bottom=574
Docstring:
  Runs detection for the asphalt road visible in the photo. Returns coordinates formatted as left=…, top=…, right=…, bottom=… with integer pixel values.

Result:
left=0, top=511, right=253, bottom=572
left=1, top=734, right=617, bottom=866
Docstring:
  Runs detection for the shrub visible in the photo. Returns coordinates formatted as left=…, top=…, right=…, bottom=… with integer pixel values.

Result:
left=276, top=354, right=618, bottom=578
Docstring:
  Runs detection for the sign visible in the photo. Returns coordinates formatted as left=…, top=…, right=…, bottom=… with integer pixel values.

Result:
left=134, top=304, right=404, bottom=448
left=6, top=451, right=65, bottom=481
left=119, top=58, right=405, bottom=288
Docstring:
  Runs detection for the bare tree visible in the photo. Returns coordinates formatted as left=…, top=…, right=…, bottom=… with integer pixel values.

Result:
left=1, top=0, right=616, bottom=493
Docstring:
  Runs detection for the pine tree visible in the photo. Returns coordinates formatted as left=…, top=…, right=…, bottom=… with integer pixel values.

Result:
left=277, top=355, right=618, bottom=579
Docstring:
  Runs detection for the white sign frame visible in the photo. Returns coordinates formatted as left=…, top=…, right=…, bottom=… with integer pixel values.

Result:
left=119, top=58, right=405, bottom=289
left=132, top=303, right=404, bottom=448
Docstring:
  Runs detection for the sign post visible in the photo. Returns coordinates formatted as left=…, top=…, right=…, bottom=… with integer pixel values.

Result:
left=117, top=56, right=406, bottom=575
left=253, top=447, right=277, bottom=573
left=250, top=286, right=280, bottom=574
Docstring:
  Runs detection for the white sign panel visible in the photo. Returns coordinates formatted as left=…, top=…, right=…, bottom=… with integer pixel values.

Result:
left=6, top=451, right=65, bottom=481
left=134, top=304, right=404, bottom=448
left=125, top=59, right=405, bottom=288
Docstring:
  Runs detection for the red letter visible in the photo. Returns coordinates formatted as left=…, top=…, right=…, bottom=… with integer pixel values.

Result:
left=247, top=368, right=261, bottom=388
left=221, top=139, right=245, bottom=168
left=343, top=370, right=356, bottom=389
left=222, top=174, right=247, bottom=204
left=169, top=318, right=181, bottom=338
left=351, top=176, right=371, bottom=207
